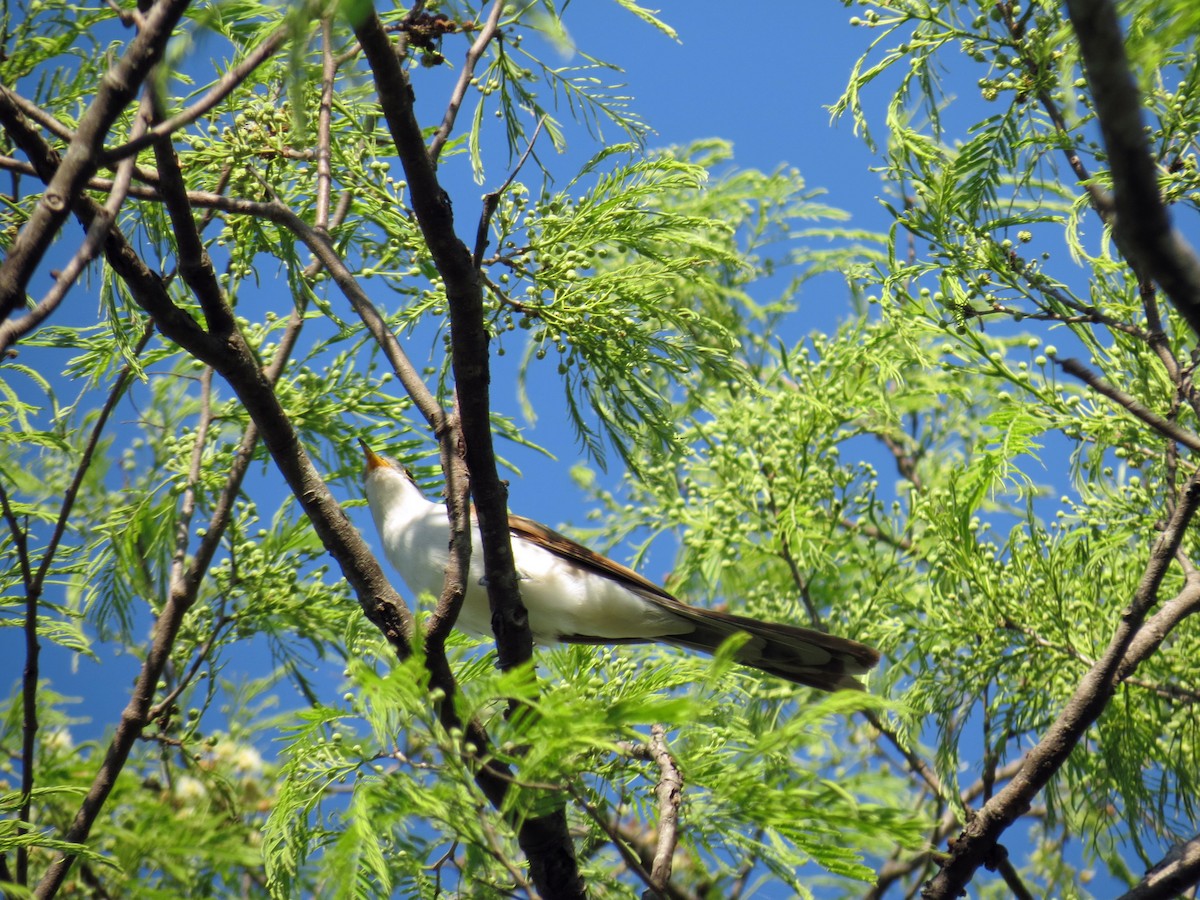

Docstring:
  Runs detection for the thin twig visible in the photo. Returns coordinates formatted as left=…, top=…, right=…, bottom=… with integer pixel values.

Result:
left=1058, top=357, right=1200, bottom=453
left=167, top=367, right=214, bottom=590
left=428, top=0, right=506, bottom=164
left=315, top=17, right=335, bottom=234
left=101, top=24, right=293, bottom=164
left=839, top=516, right=914, bottom=552
left=265, top=200, right=447, bottom=431
left=863, top=709, right=943, bottom=798
left=994, top=853, right=1036, bottom=900
left=761, top=469, right=821, bottom=627
left=0, top=154, right=287, bottom=218
left=147, top=613, right=234, bottom=722
left=1139, top=278, right=1182, bottom=384
left=473, top=114, right=546, bottom=268
left=999, top=3, right=1114, bottom=219
left=0, top=480, right=34, bottom=888
left=572, top=787, right=667, bottom=900
left=15, top=322, right=152, bottom=889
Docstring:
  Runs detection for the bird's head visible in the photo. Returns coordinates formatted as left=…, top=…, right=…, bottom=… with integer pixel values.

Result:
left=358, top=439, right=421, bottom=501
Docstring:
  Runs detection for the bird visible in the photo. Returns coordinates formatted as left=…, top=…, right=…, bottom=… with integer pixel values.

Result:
left=359, top=440, right=880, bottom=691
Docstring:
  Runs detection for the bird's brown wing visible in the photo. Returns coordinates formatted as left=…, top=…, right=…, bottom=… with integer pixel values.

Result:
left=507, top=513, right=881, bottom=691
left=507, top=513, right=678, bottom=603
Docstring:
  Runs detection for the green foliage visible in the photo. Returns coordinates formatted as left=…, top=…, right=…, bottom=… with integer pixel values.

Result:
left=260, top=643, right=922, bottom=897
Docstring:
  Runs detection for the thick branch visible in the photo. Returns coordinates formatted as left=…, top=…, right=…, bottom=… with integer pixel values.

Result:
left=1063, top=0, right=1200, bottom=337
left=350, top=5, right=534, bottom=672
left=350, top=8, right=582, bottom=897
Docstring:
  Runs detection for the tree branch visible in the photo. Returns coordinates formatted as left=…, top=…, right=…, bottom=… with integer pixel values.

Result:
left=350, top=7, right=582, bottom=896
left=315, top=16, right=336, bottom=233
left=923, top=469, right=1200, bottom=898
left=1058, top=357, right=1200, bottom=453
left=1117, top=575, right=1200, bottom=685
left=26, top=327, right=153, bottom=897
left=428, top=0, right=505, bottom=164
left=101, top=23, right=293, bottom=163
left=0, top=96, right=148, bottom=354
left=1115, top=833, right=1200, bottom=900
left=0, top=399, right=137, bottom=887
left=866, top=759, right=1030, bottom=899
left=645, top=724, right=683, bottom=897
left=473, top=115, right=545, bottom=268
left=573, top=786, right=668, bottom=900
left=7, top=88, right=416, bottom=898
left=1063, top=0, right=1200, bottom=337
left=0, top=0, right=190, bottom=322
left=351, top=3, right=534, bottom=669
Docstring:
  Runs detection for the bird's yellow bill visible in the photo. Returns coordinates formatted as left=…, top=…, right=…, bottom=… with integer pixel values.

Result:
left=358, top=438, right=390, bottom=472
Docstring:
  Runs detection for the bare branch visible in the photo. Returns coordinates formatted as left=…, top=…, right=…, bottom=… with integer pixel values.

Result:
left=22, top=324, right=153, bottom=896
left=1117, top=575, right=1200, bottom=685
left=352, top=1, right=533, bottom=670
left=0, top=154, right=295, bottom=219
left=473, top=114, right=546, bottom=267
left=645, top=724, right=683, bottom=897
left=149, top=88, right=232, bottom=335
left=168, top=367, right=215, bottom=589
left=0, top=88, right=76, bottom=143
left=352, top=8, right=583, bottom=895
left=1, top=477, right=35, bottom=889
left=867, top=759, right=1030, bottom=898
left=998, top=3, right=1113, bottom=219
left=1115, top=833, right=1200, bottom=900
left=315, top=17, right=336, bottom=233
left=0, top=99, right=147, bottom=355
left=573, top=787, right=667, bottom=900
left=863, top=709, right=944, bottom=799
left=265, top=203, right=447, bottom=430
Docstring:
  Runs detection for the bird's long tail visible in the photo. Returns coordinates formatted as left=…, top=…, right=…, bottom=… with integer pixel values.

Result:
left=661, top=605, right=880, bottom=692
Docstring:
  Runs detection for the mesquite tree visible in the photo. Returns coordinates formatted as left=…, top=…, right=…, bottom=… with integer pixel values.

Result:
left=1, top=1, right=1198, bottom=898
